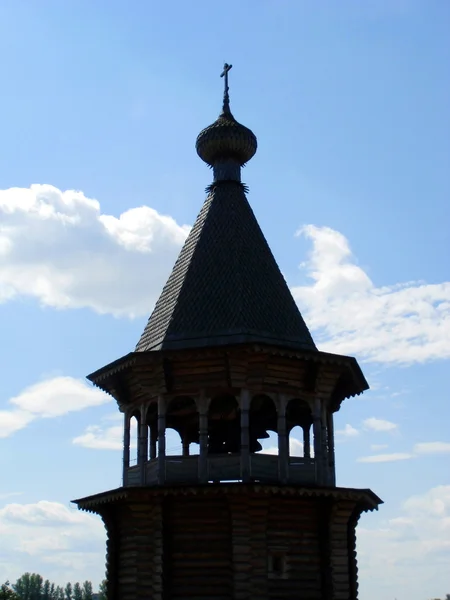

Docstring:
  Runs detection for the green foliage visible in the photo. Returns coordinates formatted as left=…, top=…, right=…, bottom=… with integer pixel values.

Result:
left=81, top=582, right=92, bottom=600
left=42, top=581, right=50, bottom=600
left=7, top=576, right=102, bottom=600
left=97, top=581, right=106, bottom=600
left=0, top=582, right=20, bottom=600
left=13, top=574, right=43, bottom=600
left=72, top=584, right=82, bottom=600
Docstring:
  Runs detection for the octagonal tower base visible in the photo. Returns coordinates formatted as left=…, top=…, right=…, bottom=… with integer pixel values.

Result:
left=75, top=483, right=380, bottom=600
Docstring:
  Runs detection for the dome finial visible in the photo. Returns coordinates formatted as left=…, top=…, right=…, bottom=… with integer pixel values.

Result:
left=220, top=63, right=233, bottom=115
left=196, top=63, right=257, bottom=172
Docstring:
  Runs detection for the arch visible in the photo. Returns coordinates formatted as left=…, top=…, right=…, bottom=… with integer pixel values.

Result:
left=166, top=396, right=198, bottom=456
left=286, top=398, right=312, bottom=429
left=257, top=430, right=278, bottom=454
left=250, top=394, right=277, bottom=454
left=165, top=427, right=183, bottom=456
left=145, top=402, right=158, bottom=459
left=289, top=425, right=304, bottom=457
left=286, top=398, right=313, bottom=459
left=129, top=409, right=140, bottom=465
left=208, top=394, right=240, bottom=454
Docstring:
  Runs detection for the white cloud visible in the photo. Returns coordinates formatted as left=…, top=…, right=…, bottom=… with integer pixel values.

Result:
left=0, top=377, right=110, bottom=438
left=336, top=423, right=359, bottom=438
left=10, top=377, right=108, bottom=417
left=1, top=500, right=91, bottom=527
left=358, top=485, right=450, bottom=600
left=414, top=441, right=450, bottom=455
left=0, top=492, right=22, bottom=501
left=0, top=500, right=105, bottom=585
left=289, top=438, right=304, bottom=456
left=363, top=417, right=397, bottom=432
left=2, top=189, right=449, bottom=366
left=263, top=437, right=305, bottom=457
left=73, top=418, right=137, bottom=451
left=370, top=444, right=388, bottom=451
left=73, top=424, right=123, bottom=450
left=2, top=188, right=449, bottom=366
left=0, top=409, right=34, bottom=438
left=358, top=439, right=450, bottom=463
left=357, top=452, right=413, bottom=463
left=292, top=225, right=450, bottom=365
left=0, top=184, right=189, bottom=317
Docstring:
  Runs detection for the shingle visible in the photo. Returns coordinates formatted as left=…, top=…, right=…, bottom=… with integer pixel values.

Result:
left=135, top=181, right=317, bottom=353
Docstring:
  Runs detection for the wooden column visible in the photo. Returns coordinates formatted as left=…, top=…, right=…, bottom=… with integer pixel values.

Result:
left=122, top=413, right=130, bottom=486
left=198, top=391, right=208, bottom=483
left=240, top=389, right=250, bottom=483
left=182, top=438, right=190, bottom=457
left=327, top=411, right=336, bottom=486
left=277, top=394, right=289, bottom=484
left=303, top=425, right=311, bottom=459
left=321, top=403, right=329, bottom=485
left=138, top=406, right=148, bottom=485
left=149, top=424, right=157, bottom=460
left=313, top=397, right=323, bottom=484
left=157, top=396, right=166, bottom=485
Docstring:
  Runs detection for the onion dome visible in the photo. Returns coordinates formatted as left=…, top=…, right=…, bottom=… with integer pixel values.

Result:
left=196, top=63, right=257, bottom=167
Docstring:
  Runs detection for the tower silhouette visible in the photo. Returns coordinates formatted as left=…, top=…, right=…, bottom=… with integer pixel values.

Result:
left=74, top=64, right=381, bottom=600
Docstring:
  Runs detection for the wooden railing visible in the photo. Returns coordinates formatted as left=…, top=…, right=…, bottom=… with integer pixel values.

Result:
left=125, top=454, right=317, bottom=486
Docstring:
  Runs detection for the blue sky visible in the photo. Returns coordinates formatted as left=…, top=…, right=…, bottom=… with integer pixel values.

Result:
left=0, top=1, right=449, bottom=598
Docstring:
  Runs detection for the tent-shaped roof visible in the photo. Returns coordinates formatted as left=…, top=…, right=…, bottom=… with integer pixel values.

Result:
left=136, top=180, right=316, bottom=353
left=136, top=66, right=317, bottom=354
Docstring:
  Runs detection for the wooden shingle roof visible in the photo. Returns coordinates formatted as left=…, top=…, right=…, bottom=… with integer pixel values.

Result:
left=136, top=181, right=317, bottom=353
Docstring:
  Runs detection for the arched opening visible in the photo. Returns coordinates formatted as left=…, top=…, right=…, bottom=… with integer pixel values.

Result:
left=129, top=411, right=140, bottom=465
left=208, top=394, right=240, bottom=454
left=258, top=430, right=278, bottom=454
left=286, top=399, right=313, bottom=459
left=165, top=428, right=183, bottom=456
left=288, top=426, right=304, bottom=457
left=166, top=396, right=199, bottom=456
left=146, top=402, right=158, bottom=459
left=250, top=394, right=277, bottom=453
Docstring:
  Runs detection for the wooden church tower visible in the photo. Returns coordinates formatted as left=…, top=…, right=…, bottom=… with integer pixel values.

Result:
left=74, top=64, right=381, bottom=600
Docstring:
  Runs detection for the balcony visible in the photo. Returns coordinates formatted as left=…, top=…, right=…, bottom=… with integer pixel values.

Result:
left=126, top=453, right=317, bottom=487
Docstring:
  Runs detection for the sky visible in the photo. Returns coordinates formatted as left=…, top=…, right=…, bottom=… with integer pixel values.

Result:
left=0, top=1, right=449, bottom=598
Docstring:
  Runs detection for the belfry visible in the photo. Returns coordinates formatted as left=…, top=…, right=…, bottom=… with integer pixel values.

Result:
left=74, top=65, right=381, bottom=600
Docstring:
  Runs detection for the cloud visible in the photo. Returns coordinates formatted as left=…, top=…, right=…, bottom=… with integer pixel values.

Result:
left=2, top=189, right=449, bottom=366
left=73, top=418, right=192, bottom=456
left=357, top=452, right=413, bottom=463
left=358, top=440, right=450, bottom=463
left=358, top=485, right=450, bottom=600
left=0, top=377, right=110, bottom=438
left=292, top=225, right=450, bottom=365
left=336, top=423, right=359, bottom=438
left=370, top=444, right=388, bottom=451
left=414, top=441, right=450, bottom=455
left=363, top=417, right=397, bottom=432
left=0, top=492, right=22, bottom=501
left=0, top=410, right=34, bottom=438
left=263, top=437, right=305, bottom=457
left=0, top=184, right=189, bottom=317
left=73, top=417, right=137, bottom=451
left=0, top=500, right=105, bottom=585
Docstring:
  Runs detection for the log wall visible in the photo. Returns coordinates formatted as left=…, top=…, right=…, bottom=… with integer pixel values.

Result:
left=96, top=486, right=372, bottom=600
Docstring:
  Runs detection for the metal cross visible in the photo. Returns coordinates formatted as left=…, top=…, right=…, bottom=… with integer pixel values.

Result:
left=220, top=63, right=232, bottom=113
left=220, top=63, right=232, bottom=86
